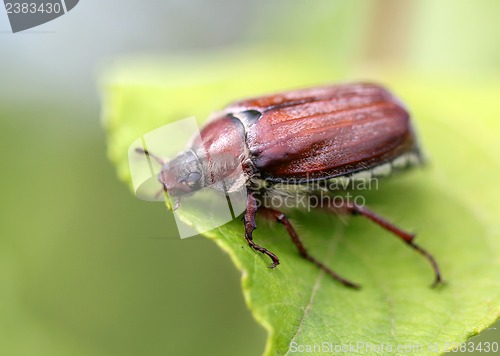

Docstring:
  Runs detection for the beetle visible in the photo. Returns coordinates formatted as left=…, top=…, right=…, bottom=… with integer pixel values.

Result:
left=139, top=82, right=443, bottom=289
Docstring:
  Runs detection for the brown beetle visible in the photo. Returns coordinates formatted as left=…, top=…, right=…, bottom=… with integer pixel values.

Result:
left=142, top=83, right=443, bottom=288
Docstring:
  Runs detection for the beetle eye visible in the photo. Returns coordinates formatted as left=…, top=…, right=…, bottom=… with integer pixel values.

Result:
left=184, top=172, right=201, bottom=187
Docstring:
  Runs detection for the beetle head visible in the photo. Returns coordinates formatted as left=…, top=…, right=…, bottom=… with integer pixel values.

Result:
left=158, top=150, right=203, bottom=198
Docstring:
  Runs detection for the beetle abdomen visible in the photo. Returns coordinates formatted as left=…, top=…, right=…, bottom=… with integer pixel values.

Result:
left=226, top=83, right=420, bottom=183
left=255, top=150, right=422, bottom=205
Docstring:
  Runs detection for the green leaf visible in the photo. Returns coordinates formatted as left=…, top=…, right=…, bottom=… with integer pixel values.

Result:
left=101, top=52, right=500, bottom=355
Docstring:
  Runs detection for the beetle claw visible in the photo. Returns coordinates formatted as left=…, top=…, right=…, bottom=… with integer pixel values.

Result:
left=267, top=261, right=280, bottom=269
left=431, top=277, right=446, bottom=288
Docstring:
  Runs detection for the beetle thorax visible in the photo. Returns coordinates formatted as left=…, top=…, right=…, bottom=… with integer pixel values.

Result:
left=188, top=114, right=249, bottom=193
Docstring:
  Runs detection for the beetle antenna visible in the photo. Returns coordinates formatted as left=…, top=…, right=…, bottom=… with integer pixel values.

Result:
left=135, top=148, right=165, bottom=165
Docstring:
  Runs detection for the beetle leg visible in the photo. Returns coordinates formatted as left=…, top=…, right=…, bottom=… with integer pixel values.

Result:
left=244, top=192, right=280, bottom=268
left=259, top=207, right=360, bottom=289
left=323, top=197, right=444, bottom=287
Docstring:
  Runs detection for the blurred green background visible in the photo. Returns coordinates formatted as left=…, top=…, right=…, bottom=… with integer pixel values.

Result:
left=1, top=1, right=499, bottom=355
